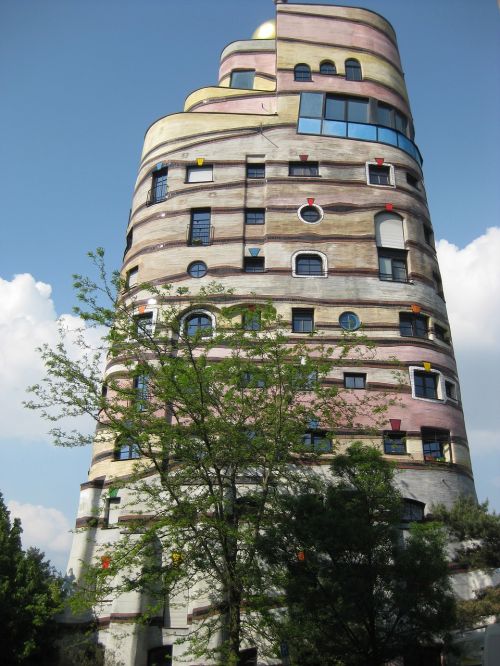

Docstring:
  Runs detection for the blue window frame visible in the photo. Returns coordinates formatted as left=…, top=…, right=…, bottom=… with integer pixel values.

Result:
left=185, top=313, right=212, bottom=337
left=339, top=311, right=360, bottom=331
left=189, top=209, right=211, bottom=246
left=294, top=64, right=312, bottom=81
left=148, top=167, right=168, bottom=205
left=292, top=309, right=314, bottom=333
left=187, top=261, right=207, bottom=278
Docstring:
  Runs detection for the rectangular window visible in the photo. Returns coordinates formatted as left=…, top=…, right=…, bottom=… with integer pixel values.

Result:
left=445, top=380, right=457, bottom=400
left=148, top=646, right=173, bottom=666
left=399, top=313, right=428, bottom=338
left=241, top=371, right=265, bottom=388
left=414, top=371, right=438, bottom=400
left=292, top=308, right=314, bottom=333
left=344, top=373, right=366, bottom=389
left=126, top=267, right=138, bottom=289
left=299, top=92, right=324, bottom=118
left=303, top=431, right=332, bottom=452
left=243, top=257, right=264, bottom=273
left=135, top=312, right=153, bottom=337
left=324, top=95, right=368, bottom=123
left=243, top=311, right=261, bottom=331
left=433, top=272, right=445, bottom=299
left=422, top=428, right=449, bottom=461
left=186, top=165, right=213, bottom=183
left=406, top=172, right=420, bottom=189
left=245, top=208, right=265, bottom=225
left=189, top=209, right=211, bottom=246
left=384, top=432, right=406, bottom=455
left=289, top=161, right=319, bottom=177
left=434, top=324, right=448, bottom=342
left=423, top=225, right=434, bottom=246
left=246, top=163, right=265, bottom=179
left=125, top=229, right=133, bottom=254
left=148, top=167, right=168, bottom=205
left=378, top=249, right=408, bottom=282
left=133, top=374, right=149, bottom=411
left=368, top=165, right=391, bottom=186
left=230, top=70, right=255, bottom=89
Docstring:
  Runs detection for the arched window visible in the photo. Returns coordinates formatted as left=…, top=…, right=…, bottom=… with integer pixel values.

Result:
left=345, top=58, right=362, bottom=81
left=320, top=60, right=336, bottom=75
left=184, top=312, right=213, bottom=337
left=294, top=63, right=312, bottom=82
left=294, top=253, right=325, bottom=276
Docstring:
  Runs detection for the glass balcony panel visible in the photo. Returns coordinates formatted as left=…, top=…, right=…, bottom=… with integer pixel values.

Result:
left=322, top=120, right=347, bottom=136
left=298, top=117, right=322, bottom=134
left=348, top=122, right=377, bottom=140
left=378, top=127, right=398, bottom=146
left=398, top=134, right=414, bottom=155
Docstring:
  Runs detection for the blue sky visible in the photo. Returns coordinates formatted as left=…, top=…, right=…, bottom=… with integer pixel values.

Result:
left=0, top=0, right=499, bottom=570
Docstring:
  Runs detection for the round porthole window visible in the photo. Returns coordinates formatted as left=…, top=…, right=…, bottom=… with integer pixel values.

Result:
left=298, top=203, right=323, bottom=224
left=187, top=261, right=207, bottom=278
left=339, top=311, right=361, bottom=331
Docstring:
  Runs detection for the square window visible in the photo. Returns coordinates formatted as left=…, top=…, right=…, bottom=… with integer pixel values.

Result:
left=245, top=209, right=265, bottom=225
left=422, top=428, right=449, bottom=461
left=302, top=431, right=331, bottom=452
left=414, top=371, right=438, bottom=400
left=289, top=161, right=319, bottom=177
left=344, top=373, right=366, bottom=389
left=368, top=165, right=391, bottom=186
left=384, top=432, right=406, bottom=455
left=246, top=164, right=265, bottom=179
left=243, top=257, right=265, bottom=273
left=378, top=250, right=407, bottom=282
left=186, top=165, right=213, bottom=183
left=399, top=314, right=428, bottom=338
left=243, top=311, right=261, bottom=331
left=230, top=70, right=255, bottom=89
left=434, top=324, right=448, bottom=342
left=292, top=308, right=314, bottom=333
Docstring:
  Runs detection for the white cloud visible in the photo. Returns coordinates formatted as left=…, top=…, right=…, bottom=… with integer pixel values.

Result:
left=0, top=273, right=104, bottom=442
left=437, top=227, right=500, bottom=350
left=7, top=499, right=72, bottom=553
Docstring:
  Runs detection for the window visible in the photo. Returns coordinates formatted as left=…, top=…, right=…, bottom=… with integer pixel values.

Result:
left=325, top=95, right=368, bottom=123
left=399, top=313, right=428, bottom=338
left=133, top=374, right=149, bottom=411
left=422, top=428, right=449, bottom=461
left=292, top=308, right=314, bottom=333
left=289, top=161, right=319, bottom=177
left=378, top=249, right=408, bottom=282
left=339, top=311, right=360, bottom=331
left=344, top=373, right=366, bottom=389
left=115, top=436, right=141, bottom=461
left=423, top=225, right=434, bottom=246
left=189, top=209, right=211, bottom=246
left=294, top=64, right=311, bottom=81
left=413, top=370, right=438, bottom=400
left=384, top=432, right=406, bottom=455
left=433, top=323, right=448, bottom=342
left=345, top=58, right=362, bottom=81
left=298, top=204, right=322, bottom=223
left=244, top=257, right=265, bottom=272
left=147, top=167, right=168, bottom=205
left=126, top=267, right=138, bottom=289
left=135, top=312, right=153, bottom=336
left=187, top=261, right=207, bottom=278
left=368, top=164, right=392, bottom=186
left=238, top=647, right=257, bottom=666
left=376, top=103, right=407, bottom=134
left=148, top=645, right=173, bottom=666
left=246, top=163, right=265, bottom=178
left=433, top=271, right=445, bottom=299
left=303, top=431, right=332, bottom=452
left=241, top=371, right=265, bottom=389
left=243, top=310, right=261, bottom=331
left=104, top=496, right=121, bottom=528
left=230, top=70, right=255, bottom=89
left=406, top=172, right=420, bottom=189
left=445, top=380, right=457, bottom=400
left=375, top=212, right=405, bottom=249
left=186, top=165, right=213, bottom=183
left=320, top=60, right=336, bottom=75
left=295, top=253, right=324, bottom=276
left=185, top=312, right=213, bottom=337
left=245, top=209, right=265, bottom=225
left=125, top=229, right=133, bottom=254
left=402, top=499, right=424, bottom=523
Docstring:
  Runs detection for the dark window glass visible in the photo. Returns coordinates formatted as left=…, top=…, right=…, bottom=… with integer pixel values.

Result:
left=378, top=250, right=408, bottom=282
left=125, top=229, right=133, bottom=254
left=414, top=371, right=438, bottom=399
left=434, top=324, right=448, bottom=342
left=148, top=646, right=173, bottom=666
left=422, top=428, right=449, bottom=460
left=384, top=432, right=407, bottom=455
left=135, top=312, right=153, bottom=336
left=445, top=381, right=457, bottom=400
left=344, top=373, right=366, bottom=389
left=238, top=647, right=258, bottom=666
left=189, top=209, right=211, bottom=246
left=399, top=314, right=428, bottom=338
left=133, top=374, right=149, bottom=411
left=345, top=58, right=362, bottom=81
left=149, top=168, right=168, bottom=205
left=377, top=103, right=393, bottom=128
left=116, top=437, right=141, bottom=461
left=230, top=70, right=255, bottom=89
left=348, top=98, right=368, bottom=122
left=423, top=225, right=434, bottom=246
left=299, top=205, right=321, bottom=223
left=407, top=172, right=420, bottom=188
left=241, top=371, right=265, bottom=388
left=185, top=313, right=212, bottom=337
left=244, top=257, right=265, bottom=273
left=292, top=308, right=314, bottom=333
left=402, top=499, right=424, bottom=522
left=289, top=161, right=319, bottom=176
left=299, top=92, right=324, bottom=118
left=339, top=311, right=360, bottom=331
left=325, top=95, right=345, bottom=121
left=126, top=267, right=138, bottom=289
left=294, top=64, right=312, bottom=81
left=295, top=254, right=324, bottom=276
left=369, top=165, right=391, bottom=185
left=187, top=261, right=207, bottom=278
left=303, top=431, right=332, bottom=452
left=246, top=164, right=265, bottom=178
left=245, top=209, right=265, bottom=225
left=395, top=111, right=407, bottom=134
left=434, top=272, right=445, bottom=299
left=320, top=60, right=336, bottom=75
left=243, top=310, right=261, bottom=331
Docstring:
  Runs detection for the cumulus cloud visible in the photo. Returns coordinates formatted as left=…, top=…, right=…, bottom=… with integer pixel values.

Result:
left=7, top=499, right=72, bottom=553
left=437, top=227, right=500, bottom=350
left=0, top=273, right=104, bottom=442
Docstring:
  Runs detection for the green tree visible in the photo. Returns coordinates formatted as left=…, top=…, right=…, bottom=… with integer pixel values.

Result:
left=260, top=444, right=456, bottom=666
left=25, top=251, right=397, bottom=665
left=0, top=492, right=63, bottom=666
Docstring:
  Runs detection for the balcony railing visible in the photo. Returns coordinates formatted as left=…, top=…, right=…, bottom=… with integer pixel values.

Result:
left=146, top=186, right=168, bottom=207
left=186, top=224, right=214, bottom=246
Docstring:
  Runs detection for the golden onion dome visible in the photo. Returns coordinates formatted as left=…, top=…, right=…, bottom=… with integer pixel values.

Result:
left=252, top=19, right=276, bottom=40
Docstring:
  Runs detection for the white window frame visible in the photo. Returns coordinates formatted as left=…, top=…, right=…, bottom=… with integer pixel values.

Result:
left=291, top=250, right=328, bottom=279
left=180, top=309, right=216, bottom=338
left=366, top=161, right=395, bottom=188
left=297, top=203, right=324, bottom=224
left=186, top=165, right=213, bottom=183
left=409, top=365, right=444, bottom=402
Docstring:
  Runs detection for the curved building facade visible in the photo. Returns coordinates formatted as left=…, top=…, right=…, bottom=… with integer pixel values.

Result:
left=65, top=3, right=476, bottom=663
